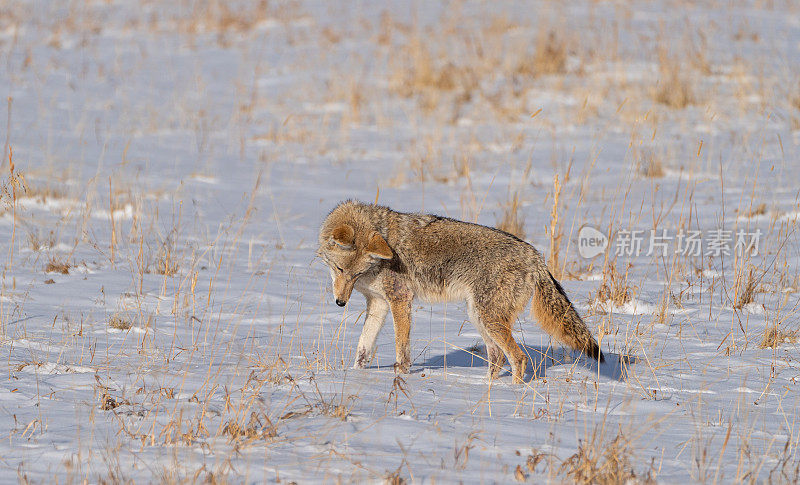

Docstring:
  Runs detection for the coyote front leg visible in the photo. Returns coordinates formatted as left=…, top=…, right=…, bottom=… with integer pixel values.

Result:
left=354, top=297, right=390, bottom=369
left=389, top=298, right=412, bottom=373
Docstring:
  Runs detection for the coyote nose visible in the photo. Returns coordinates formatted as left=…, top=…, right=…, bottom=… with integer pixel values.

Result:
left=335, top=299, right=346, bottom=307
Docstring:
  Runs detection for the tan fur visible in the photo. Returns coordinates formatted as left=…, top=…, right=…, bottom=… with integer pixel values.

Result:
left=331, top=224, right=355, bottom=247
left=366, top=232, right=392, bottom=259
left=317, top=200, right=605, bottom=383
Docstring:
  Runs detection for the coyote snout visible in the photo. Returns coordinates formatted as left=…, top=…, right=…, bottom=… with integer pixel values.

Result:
left=318, top=200, right=605, bottom=383
left=330, top=270, right=356, bottom=306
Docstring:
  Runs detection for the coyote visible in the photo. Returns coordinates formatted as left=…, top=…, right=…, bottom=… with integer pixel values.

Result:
left=317, top=200, right=605, bottom=383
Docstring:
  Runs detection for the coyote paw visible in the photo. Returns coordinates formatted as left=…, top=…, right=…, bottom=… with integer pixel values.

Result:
left=393, top=361, right=410, bottom=374
left=353, top=349, right=369, bottom=369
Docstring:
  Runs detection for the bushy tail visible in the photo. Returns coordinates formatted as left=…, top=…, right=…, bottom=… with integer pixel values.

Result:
left=531, top=271, right=605, bottom=363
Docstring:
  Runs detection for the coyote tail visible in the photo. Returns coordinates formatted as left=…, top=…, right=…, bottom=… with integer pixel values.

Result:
left=531, top=271, right=605, bottom=363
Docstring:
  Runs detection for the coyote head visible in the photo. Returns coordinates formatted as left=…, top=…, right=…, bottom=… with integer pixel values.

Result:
left=317, top=223, right=393, bottom=307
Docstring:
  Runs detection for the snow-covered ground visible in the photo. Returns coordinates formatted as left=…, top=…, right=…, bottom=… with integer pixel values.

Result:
left=2, top=0, right=800, bottom=482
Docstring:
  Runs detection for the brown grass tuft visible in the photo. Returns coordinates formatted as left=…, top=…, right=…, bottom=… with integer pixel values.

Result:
left=596, top=262, right=633, bottom=307
left=559, top=432, right=654, bottom=484
left=637, top=150, right=665, bottom=178
left=109, top=314, right=132, bottom=330
left=99, top=392, right=129, bottom=411
left=155, top=255, right=179, bottom=276
left=791, top=82, right=800, bottom=111
left=391, top=37, right=475, bottom=98
left=517, top=432, right=655, bottom=483
left=531, top=31, right=568, bottom=77
left=21, top=182, right=66, bottom=203
left=514, top=464, right=527, bottom=482
left=525, top=450, right=549, bottom=474
left=654, top=49, right=695, bottom=109
left=759, top=325, right=799, bottom=349
left=155, top=235, right=179, bottom=276
left=45, top=257, right=70, bottom=274
left=385, top=469, right=407, bottom=485
left=496, top=192, right=525, bottom=240
left=744, top=202, right=767, bottom=218
left=734, top=267, right=757, bottom=309
left=320, top=400, right=351, bottom=420
left=27, top=229, right=56, bottom=251
left=222, top=412, right=277, bottom=444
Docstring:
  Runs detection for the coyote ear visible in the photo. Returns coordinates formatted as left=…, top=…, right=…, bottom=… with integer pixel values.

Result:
left=330, top=224, right=355, bottom=249
left=366, top=232, right=392, bottom=260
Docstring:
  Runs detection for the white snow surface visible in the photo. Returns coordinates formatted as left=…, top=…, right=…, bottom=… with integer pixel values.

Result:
left=1, top=0, right=800, bottom=482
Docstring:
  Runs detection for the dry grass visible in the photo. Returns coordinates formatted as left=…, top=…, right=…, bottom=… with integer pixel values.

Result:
left=514, top=30, right=569, bottom=78
left=791, top=82, right=800, bottom=111
left=160, top=465, right=232, bottom=485
left=636, top=149, right=665, bottom=178
left=496, top=192, right=525, bottom=240
left=390, top=36, right=476, bottom=101
left=100, top=393, right=129, bottom=411
left=175, top=0, right=298, bottom=37
left=108, top=314, right=132, bottom=330
left=516, top=432, right=656, bottom=483
left=385, top=374, right=416, bottom=416
left=548, top=174, right=564, bottom=278
left=766, top=439, right=800, bottom=483
left=744, top=202, right=767, bottom=218
left=653, top=49, right=695, bottom=109
left=388, top=14, right=579, bottom=119
left=516, top=449, right=550, bottom=481
left=559, top=432, right=647, bottom=484
left=759, top=324, right=799, bottom=349
left=385, top=470, right=407, bottom=485
left=318, top=396, right=352, bottom=421
left=596, top=262, right=633, bottom=307
left=27, top=229, right=56, bottom=251
left=734, top=267, right=757, bottom=309
left=154, top=254, right=179, bottom=276
left=44, top=257, right=70, bottom=274
left=19, top=181, right=67, bottom=203
left=154, top=235, right=180, bottom=276
left=221, top=412, right=278, bottom=444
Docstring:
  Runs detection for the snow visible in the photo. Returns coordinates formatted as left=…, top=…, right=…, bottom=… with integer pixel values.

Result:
left=1, top=0, right=800, bottom=482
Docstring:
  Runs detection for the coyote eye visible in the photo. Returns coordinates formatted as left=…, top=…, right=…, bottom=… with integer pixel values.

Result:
left=334, top=265, right=343, bottom=273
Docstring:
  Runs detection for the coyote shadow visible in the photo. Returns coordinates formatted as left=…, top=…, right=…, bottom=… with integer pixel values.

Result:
left=419, top=344, right=634, bottom=382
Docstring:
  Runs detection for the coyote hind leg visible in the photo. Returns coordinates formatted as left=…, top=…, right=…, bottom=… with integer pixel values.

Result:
left=476, top=305, right=528, bottom=384
left=467, top=298, right=506, bottom=379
